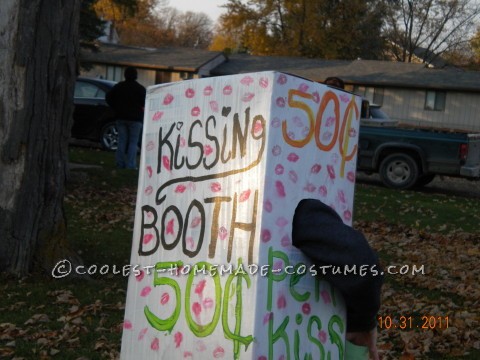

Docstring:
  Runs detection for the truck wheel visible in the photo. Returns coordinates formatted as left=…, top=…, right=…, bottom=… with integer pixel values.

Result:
left=101, top=122, right=118, bottom=151
left=415, top=174, right=436, bottom=188
left=379, top=154, right=419, bottom=189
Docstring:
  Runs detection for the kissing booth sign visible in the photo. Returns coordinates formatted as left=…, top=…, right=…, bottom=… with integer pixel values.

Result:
left=121, top=72, right=362, bottom=359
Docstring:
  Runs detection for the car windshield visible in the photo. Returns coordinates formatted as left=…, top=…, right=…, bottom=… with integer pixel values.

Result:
left=369, top=106, right=389, bottom=119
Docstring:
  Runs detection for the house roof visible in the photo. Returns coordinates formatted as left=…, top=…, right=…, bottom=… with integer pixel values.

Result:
left=211, top=54, right=480, bottom=93
left=81, top=42, right=226, bottom=72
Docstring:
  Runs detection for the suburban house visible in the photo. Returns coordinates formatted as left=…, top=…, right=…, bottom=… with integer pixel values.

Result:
left=80, top=42, right=480, bottom=132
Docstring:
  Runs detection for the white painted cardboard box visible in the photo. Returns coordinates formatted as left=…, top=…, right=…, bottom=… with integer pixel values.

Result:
left=121, top=71, right=362, bottom=359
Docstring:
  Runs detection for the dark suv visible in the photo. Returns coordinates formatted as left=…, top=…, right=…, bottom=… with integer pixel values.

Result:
left=72, top=77, right=118, bottom=150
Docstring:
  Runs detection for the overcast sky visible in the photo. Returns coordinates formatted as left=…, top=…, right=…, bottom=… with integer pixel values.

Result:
left=171, top=0, right=227, bottom=23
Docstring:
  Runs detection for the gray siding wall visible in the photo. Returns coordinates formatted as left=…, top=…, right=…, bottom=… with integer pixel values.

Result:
left=380, top=88, right=480, bottom=132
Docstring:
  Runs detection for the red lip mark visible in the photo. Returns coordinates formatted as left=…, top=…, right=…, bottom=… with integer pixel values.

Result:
left=160, top=292, right=169, bottom=305
left=319, top=185, right=327, bottom=197
left=277, top=74, right=287, bottom=84
left=162, top=156, right=171, bottom=171
left=281, top=234, right=290, bottom=247
left=144, top=186, right=153, bottom=195
left=271, top=145, right=281, bottom=156
left=152, top=111, right=163, bottom=121
left=203, top=297, right=214, bottom=309
left=311, top=164, right=322, bottom=174
left=344, top=210, right=352, bottom=221
left=275, top=180, right=286, bottom=198
left=261, top=229, right=271, bottom=243
left=123, top=320, right=132, bottom=329
left=135, top=270, right=144, bottom=282
left=223, top=85, right=232, bottom=95
left=277, top=295, right=287, bottom=309
left=146, top=165, right=153, bottom=178
left=140, top=286, right=151, bottom=297
left=209, top=100, right=219, bottom=112
left=241, top=92, right=255, bottom=102
left=204, top=144, right=213, bottom=155
left=151, top=337, right=160, bottom=351
left=264, top=199, right=273, bottom=212
left=275, top=164, right=284, bottom=175
left=174, top=332, right=183, bottom=348
left=259, top=77, right=269, bottom=88
left=191, top=106, right=200, bottom=117
left=337, top=190, right=346, bottom=203
left=210, top=182, right=222, bottom=192
left=239, top=189, right=251, bottom=202
left=213, top=346, right=225, bottom=358
left=138, top=328, right=147, bottom=340
left=298, top=83, right=309, bottom=92
left=287, top=152, right=299, bottom=162
left=303, top=182, right=316, bottom=193
left=185, top=88, right=195, bottom=98
left=302, top=303, right=311, bottom=315
left=276, top=97, right=286, bottom=107
left=218, top=226, right=228, bottom=240
left=288, top=170, right=298, bottom=184
left=240, top=76, right=254, bottom=86
left=143, top=234, right=153, bottom=244
left=349, top=128, right=357, bottom=137
left=253, top=119, right=263, bottom=134
left=276, top=217, right=288, bottom=227
left=166, top=218, right=175, bottom=235
left=195, top=279, right=206, bottom=295
left=146, top=141, right=155, bottom=151
left=175, top=184, right=187, bottom=193
left=312, top=91, right=320, bottom=103
left=347, top=171, right=355, bottom=183
left=163, top=94, right=174, bottom=105
left=192, top=302, right=202, bottom=317
left=263, top=312, right=273, bottom=325
left=190, top=216, right=201, bottom=228
left=327, top=164, right=336, bottom=179
left=321, top=290, right=331, bottom=304
left=203, top=85, right=213, bottom=96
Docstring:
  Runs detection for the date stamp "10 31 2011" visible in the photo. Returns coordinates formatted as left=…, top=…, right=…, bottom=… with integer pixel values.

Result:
left=378, top=315, right=449, bottom=330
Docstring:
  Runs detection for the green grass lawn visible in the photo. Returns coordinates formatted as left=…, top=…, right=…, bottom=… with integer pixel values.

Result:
left=0, top=146, right=478, bottom=359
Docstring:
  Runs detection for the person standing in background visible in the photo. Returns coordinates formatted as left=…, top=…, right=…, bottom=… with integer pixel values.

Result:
left=106, top=67, right=146, bottom=169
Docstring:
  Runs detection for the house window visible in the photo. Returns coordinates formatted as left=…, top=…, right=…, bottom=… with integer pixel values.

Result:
left=373, top=88, right=384, bottom=106
left=425, top=91, right=446, bottom=111
left=106, top=66, right=123, bottom=82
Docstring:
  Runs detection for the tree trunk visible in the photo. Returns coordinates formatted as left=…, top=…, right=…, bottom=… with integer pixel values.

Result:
left=0, top=0, right=81, bottom=274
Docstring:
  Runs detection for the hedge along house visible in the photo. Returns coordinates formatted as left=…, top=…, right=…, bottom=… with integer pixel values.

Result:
left=211, top=54, right=480, bottom=132
left=80, top=42, right=226, bottom=87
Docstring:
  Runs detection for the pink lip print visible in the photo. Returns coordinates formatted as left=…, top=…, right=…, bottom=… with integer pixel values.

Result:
left=143, top=234, right=153, bottom=244
left=162, top=156, right=171, bottom=172
left=347, top=171, right=355, bottom=183
left=138, top=327, right=148, bottom=341
left=174, top=332, right=183, bottom=348
left=240, top=76, right=254, bottom=85
left=321, top=290, right=331, bottom=304
left=191, top=106, right=200, bottom=117
left=319, top=185, right=328, bottom=197
left=298, top=83, right=309, bottom=92
left=276, top=97, right=286, bottom=107
left=151, top=337, right=160, bottom=351
left=203, top=85, right=213, bottom=96
left=276, top=217, right=288, bottom=227
left=123, top=320, right=133, bottom=329
left=213, top=346, right=225, bottom=358
left=146, top=165, right=153, bottom=178
left=340, top=94, right=350, bottom=103
left=264, top=199, right=272, bottom=212
left=303, top=182, right=316, bottom=193
left=349, top=128, right=357, bottom=137
left=160, top=292, right=169, bottom=305
left=135, top=270, right=145, bottom=282
left=210, top=182, right=222, bottom=192
left=281, top=234, right=290, bottom=247
left=263, top=312, right=273, bottom=325
left=337, top=190, right=346, bottom=203
left=163, top=93, right=174, bottom=105
left=277, top=74, right=287, bottom=85
left=259, top=77, right=269, bottom=88
left=311, top=164, right=322, bottom=174
left=239, top=189, right=251, bottom=202
left=288, top=170, right=298, bottom=184
left=140, top=286, right=151, bottom=297
left=327, top=164, right=336, bottom=179
left=146, top=141, right=155, bottom=151
left=275, top=180, right=286, bottom=198
left=223, top=85, right=233, bottom=95
left=253, top=119, right=263, bottom=134
left=344, top=210, right=352, bottom=221
left=275, top=164, right=284, bottom=175
left=204, top=144, right=213, bottom=156
left=271, top=145, right=281, bottom=156
left=241, top=92, right=255, bottom=102
left=318, top=330, right=327, bottom=344
left=185, top=88, right=195, bottom=98
left=261, top=229, right=271, bottom=243
left=302, top=303, right=311, bottom=315
left=271, top=117, right=281, bottom=128
left=218, top=226, right=228, bottom=240
left=166, top=218, right=175, bottom=235
left=190, top=216, right=202, bottom=228
left=312, top=91, right=320, bottom=103
left=277, top=294, right=287, bottom=309
left=287, top=153, right=299, bottom=162
left=174, top=184, right=187, bottom=193
left=144, top=186, right=153, bottom=195
left=195, top=279, right=206, bottom=295
left=152, top=111, right=163, bottom=121
left=209, top=100, right=219, bottom=112
left=203, top=297, right=214, bottom=308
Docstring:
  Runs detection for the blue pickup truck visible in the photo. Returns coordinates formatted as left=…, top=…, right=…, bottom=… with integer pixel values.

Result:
left=357, top=105, right=480, bottom=189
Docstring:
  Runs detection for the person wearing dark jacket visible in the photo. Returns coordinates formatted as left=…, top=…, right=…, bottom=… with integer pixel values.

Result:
left=292, top=198, right=383, bottom=360
left=106, top=67, right=146, bottom=169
